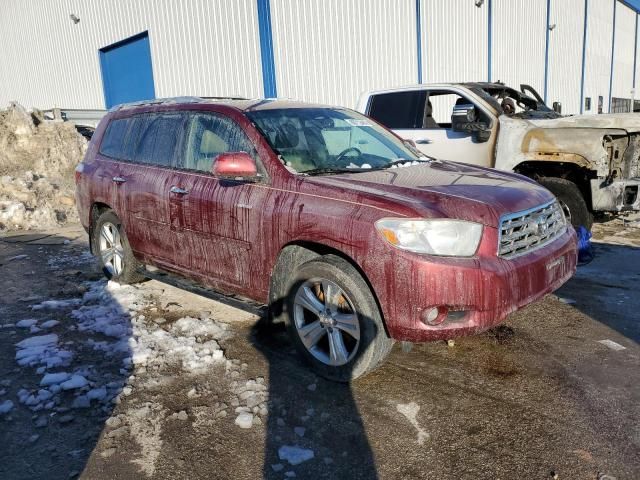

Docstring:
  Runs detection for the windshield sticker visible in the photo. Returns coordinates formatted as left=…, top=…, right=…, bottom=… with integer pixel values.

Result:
left=344, top=119, right=373, bottom=127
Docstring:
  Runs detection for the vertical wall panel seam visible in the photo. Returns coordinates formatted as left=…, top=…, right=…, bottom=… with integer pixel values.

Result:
left=634, top=13, right=638, bottom=88
left=416, top=0, right=422, bottom=83
left=544, top=0, right=551, bottom=103
left=580, top=0, right=589, bottom=114
left=608, top=0, right=617, bottom=112
left=488, top=0, right=493, bottom=81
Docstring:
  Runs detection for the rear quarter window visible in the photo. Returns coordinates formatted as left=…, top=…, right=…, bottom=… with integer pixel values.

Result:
left=367, top=91, right=427, bottom=129
left=99, top=118, right=131, bottom=159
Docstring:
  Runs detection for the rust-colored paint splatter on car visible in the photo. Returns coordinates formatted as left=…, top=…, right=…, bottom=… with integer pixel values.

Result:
left=75, top=97, right=577, bottom=381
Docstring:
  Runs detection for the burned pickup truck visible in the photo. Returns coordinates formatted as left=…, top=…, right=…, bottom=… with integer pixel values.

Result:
left=358, top=82, right=640, bottom=229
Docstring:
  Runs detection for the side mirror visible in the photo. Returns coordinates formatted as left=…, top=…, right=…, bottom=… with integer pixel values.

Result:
left=451, top=103, right=491, bottom=143
left=212, top=152, right=258, bottom=179
left=451, top=103, right=477, bottom=126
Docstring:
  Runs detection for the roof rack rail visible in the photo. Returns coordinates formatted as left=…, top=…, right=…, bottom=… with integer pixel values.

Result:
left=109, top=96, right=206, bottom=111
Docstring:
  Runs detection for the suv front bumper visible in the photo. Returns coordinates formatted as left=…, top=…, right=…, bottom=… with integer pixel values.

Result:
left=375, top=227, right=577, bottom=342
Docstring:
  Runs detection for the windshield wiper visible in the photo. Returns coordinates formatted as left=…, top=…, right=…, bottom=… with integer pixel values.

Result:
left=377, top=158, right=432, bottom=170
left=301, top=167, right=373, bottom=176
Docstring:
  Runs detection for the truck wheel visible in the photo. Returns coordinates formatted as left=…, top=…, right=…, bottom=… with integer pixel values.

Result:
left=538, top=177, right=593, bottom=230
left=93, top=210, right=145, bottom=284
left=284, top=255, right=393, bottom=382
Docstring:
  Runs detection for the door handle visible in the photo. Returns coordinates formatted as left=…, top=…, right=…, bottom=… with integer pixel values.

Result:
left=416, top=138, right=432, bottom=144
left=112, top=176, right=126, bottom=184
left=170, top=186, right=189, bottom=195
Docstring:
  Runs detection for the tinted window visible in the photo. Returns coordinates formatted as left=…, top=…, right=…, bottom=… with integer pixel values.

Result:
left=182, top=113, right=256, bottom=172
left=99, top=118, right=131, bottom=159
left=134, top=114, right=185, bottom=167
left=367, top=91, right=427, bottom=129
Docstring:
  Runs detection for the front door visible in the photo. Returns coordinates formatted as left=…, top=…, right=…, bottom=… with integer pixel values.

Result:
left=396, top=89, right=495, bottom=167
left=169, top=112, right=268, bottom=295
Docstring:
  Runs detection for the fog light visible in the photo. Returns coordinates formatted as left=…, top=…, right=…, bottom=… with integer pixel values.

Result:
left=421, top=307, right=446, bottom=326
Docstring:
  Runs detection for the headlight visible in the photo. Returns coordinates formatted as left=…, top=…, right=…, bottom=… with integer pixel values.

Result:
left=375, top=218, right=483, bottom=257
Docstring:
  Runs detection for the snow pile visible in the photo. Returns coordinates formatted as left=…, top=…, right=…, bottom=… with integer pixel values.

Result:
left=0, top=102, right=86, bottom=231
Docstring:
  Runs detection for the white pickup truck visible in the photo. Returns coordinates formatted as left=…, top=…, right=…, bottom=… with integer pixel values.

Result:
left=357, top=82, right=640, bottom=229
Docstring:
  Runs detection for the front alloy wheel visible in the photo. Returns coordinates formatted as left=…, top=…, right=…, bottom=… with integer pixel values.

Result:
left=293, top=278, right=360, bottom=367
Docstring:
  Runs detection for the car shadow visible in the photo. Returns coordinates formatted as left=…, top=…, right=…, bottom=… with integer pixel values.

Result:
left=556, top=241, right=640, bottom=343
left=0, top=232, right=133, bottom=480
left=250, top=289, right=380, bottom=479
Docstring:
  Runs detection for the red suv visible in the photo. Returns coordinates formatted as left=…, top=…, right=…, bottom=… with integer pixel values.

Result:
left=75, top=97, right=577, bottom=381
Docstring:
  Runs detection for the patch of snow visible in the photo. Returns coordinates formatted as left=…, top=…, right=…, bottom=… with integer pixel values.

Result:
left=278, top=445, right=315, bottom=465
left=0, top=399, right=14, bottom=414
left=16, top=319, right=38, bottom=328
left=31, top=298, right=81, bottom=311
left=40, top=372, right=70, bottom=386
left=597, top=339, right=626, bottom=351
left=15, top=333, right=73, bottom=369
left=235, top=412, right=254, bottom=429
left=396, top=402, right=429, bottom=445
left=60, top=374, right=88, bottom=390
left=40, top=320, right=60, bottom=329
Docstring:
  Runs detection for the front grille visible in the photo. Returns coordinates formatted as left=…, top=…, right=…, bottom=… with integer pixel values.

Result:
left=498, top=200, right=567, bottom=258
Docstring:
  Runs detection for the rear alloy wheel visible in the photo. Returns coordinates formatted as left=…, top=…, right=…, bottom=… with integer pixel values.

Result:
left=93, top=210, right=145, bottom=284
left=285, top=255, right=393, bottom=382
left=99, top=222, right=124, bottom=277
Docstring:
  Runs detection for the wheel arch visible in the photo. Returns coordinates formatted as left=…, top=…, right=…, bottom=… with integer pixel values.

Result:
left=89, top=202, right=113, bottom=254
left=513, top=160, right=596, bottom=210
left=268, top=241, right=390, bottom=338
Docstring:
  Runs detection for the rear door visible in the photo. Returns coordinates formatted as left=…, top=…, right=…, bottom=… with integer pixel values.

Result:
left=367, top=88, right=496, bottom=167
left=169, top=112, right=268, bottom=295
left=116, top=112, right=187, bottom=266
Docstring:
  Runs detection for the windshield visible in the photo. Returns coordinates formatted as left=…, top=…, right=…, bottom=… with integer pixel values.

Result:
left=247, top=108, right=428, bottom=174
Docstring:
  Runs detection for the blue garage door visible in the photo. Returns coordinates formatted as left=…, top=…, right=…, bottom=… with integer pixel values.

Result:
left=99, top=32, right=156, bottom=109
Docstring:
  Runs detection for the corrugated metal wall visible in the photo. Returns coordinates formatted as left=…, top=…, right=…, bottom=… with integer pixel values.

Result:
left=547, top=0, right=585, bottom=115
left=0, top=0, right=264, bottom=109
left=492, top=0, right=547, bottom=95
left=419, top=0, right=488, bottom=83
left=611, top=3, right=636, bottom=100
left=270, top=0, right=416, bottom=108
left=583, top=0, right=615, bottom=113
left=0, top=0, right=638, bottom=114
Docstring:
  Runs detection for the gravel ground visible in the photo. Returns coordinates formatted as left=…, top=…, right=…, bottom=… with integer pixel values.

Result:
left=0, top=219, right=638, bottom=480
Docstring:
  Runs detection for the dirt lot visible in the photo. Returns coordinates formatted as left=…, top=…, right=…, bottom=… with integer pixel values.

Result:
left=0, top=218, right=638, bottom=480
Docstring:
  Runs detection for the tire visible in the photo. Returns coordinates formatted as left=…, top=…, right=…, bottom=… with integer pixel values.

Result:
left=283, top=254, right=393, bottom=382
left=538, top=177, right=593, bottom=230
left=92, top=210, right=145, bottom=284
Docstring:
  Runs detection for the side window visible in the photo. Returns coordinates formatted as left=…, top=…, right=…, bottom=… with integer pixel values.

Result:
left=134, top=114, right=185, bottom=167
left=182, top=113, right=257, bottom=173
left=426, top=91, right=488, bottom=129
left=367, top=91, right=427, bottom=129
left=99, top=118, right=130, bottom=159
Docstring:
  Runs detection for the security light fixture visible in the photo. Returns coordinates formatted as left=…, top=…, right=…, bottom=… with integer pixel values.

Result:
left=70, top=14, right=80, bottom=24
left=548, top=23, right=557, bottom=31
left=475, top=0, right=484, bottom=7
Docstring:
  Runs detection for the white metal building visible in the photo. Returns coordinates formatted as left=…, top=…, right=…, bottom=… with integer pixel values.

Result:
left=0, top=0, right=638, bottom=115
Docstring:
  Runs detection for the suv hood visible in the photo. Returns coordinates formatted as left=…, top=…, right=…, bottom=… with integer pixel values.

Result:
left=306, top=161, right=554, bottom=227
left=528, top=113, right=640, bottom=132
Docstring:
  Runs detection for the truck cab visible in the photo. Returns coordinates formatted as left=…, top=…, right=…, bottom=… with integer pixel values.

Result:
left=358, top=82, right=640, bottom=230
